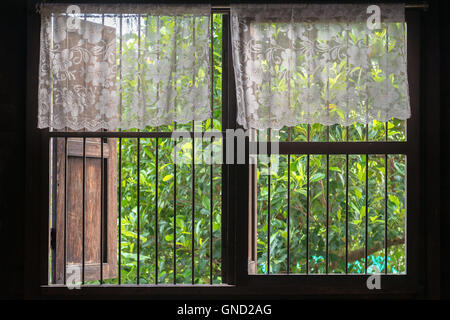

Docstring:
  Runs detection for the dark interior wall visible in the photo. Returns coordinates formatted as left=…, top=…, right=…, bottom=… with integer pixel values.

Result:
left=0, top=0, right=27, bottom=299
left=0, top=0, right=447, bottom=299
left=440, top=0, right=450, bottom=299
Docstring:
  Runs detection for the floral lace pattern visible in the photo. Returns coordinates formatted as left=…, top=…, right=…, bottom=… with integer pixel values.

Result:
left=230, top=4, right=410, bottom=130
left=38, top=4, right=211, bottom=131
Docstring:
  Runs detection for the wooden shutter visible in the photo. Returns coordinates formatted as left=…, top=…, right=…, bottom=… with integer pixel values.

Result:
left=53, top=137, right=117, bottom=283
left=48, top=18, right=118, bottom=284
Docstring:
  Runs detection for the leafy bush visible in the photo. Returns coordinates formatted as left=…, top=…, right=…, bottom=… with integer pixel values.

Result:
left=113, top=15, right=406, bottom=284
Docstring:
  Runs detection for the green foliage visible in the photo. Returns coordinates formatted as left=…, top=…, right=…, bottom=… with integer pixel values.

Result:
left=112, top=14, right=223, bottom=285
left=252, top=21, right=407, bottom=274
left=106, top=15, right=406, bottom=284
left=256, top=149, right=406, bottom=274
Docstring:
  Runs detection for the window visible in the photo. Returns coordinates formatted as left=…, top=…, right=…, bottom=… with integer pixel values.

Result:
left=47, top=9, right=225, bottom=285
left=249, top=126, right=408, bottom=275
left=30, top=3, right=424, bottom=297
left=237, top=3, right=412, bottom=276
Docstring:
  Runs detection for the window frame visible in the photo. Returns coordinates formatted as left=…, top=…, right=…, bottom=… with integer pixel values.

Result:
left=25, top=2, right=436, bottom=299
left=232, top=9, right=422, bottom=294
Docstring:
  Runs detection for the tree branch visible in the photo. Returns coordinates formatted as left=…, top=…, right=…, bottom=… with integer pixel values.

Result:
left=329, top=236, right=405, bottom=270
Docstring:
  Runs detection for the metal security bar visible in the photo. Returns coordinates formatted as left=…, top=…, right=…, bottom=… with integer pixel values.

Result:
left=24, top=0, right=430, bottom=298
left=243, top=8, right=422, bottom=285
left=45, top=8, right=420, bottom=288
left=250, top=120, right=409, bottom=275
left=48, top=13, right=225, bottom=286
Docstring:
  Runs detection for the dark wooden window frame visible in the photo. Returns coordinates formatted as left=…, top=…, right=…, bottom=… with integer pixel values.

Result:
left=24, top=1, right=441, bottom=299
left=243, top=9, right=420, bottom=288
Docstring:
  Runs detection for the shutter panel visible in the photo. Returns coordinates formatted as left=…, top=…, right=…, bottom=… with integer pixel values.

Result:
left=54, top=137, right=117, bottom=283
left=48, top=18, right=118, bottom=284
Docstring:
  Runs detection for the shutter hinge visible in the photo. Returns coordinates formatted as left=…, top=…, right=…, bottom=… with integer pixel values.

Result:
left=50, top=228, right=56, bottom=251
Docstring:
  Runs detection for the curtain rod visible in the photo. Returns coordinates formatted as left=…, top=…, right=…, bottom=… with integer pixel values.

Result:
left=212, top=3, right=429, bottom=10
left=34, top=2, right=429, bottom=13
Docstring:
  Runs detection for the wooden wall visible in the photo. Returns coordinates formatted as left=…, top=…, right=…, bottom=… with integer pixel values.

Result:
left=0, top=0, right=27, bottom=299
left=439, top=0, right=450, bottom=299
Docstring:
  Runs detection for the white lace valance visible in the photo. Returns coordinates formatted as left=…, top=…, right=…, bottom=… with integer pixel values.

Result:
left=38, top=4, right=211, bottom=131
left=231, top=4, right=410, bottom=130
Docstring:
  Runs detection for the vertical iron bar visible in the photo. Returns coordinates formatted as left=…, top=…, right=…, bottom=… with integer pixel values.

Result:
left=325, top=24, right=330, bottom=273
left=305, top=23, right=311, bottom=270
left=155, top=138, right=159, bottom=284
left=306, top=153, right=310, bottom=274
left=385, top=153, right=388, bottom=274
left=49, top=15, right=57, bottom=284
left=326, top=88, right=330, bottom=272
left=172, top=16, right=179, bottom=286
left=210, top=140, right=214, bottom=284
left=326, top=154, right=329, bottom=273
left=136, top=14, right=141, bottom=285
left=365, top=154, right=369, bottom=274
left=287, top=16, right=293, bottom=275
left=220, top=13, right=228, bottom=284
left=100, top=136, right=104, bottom=284
left=267, top=129, right=271, bottom=274
left=287, top=153, right=291, bottom=274
left=99, top=14, right=105, bottom=286
left=63, top=137, right=67, bottom=284
left=61, top=13, right=70, bottom=284
left=251, top=140, right=256, bottom=273
left=118, top=138, right=122, bottom=284
left=118, top=13, right=123, bottom=285
left=155, top=15, right=160, bottom=285
left=82, top=137, right=86, bottom=284
left=345, top=154, right=349, bottom=274
left=384, top=24, right=390, bottom=273
left=173, top=124, right=177, bottom=284
left=306, top=124, right=310, bottom=274
left=192, top=125, right=195, bottom=284
left=137, top=138, right=140, bottom=284
left=346, top=83, right=349, bottom=275
left=191, top=16, right=196, bottom=285
left=364, top=32, right=369, bottom=273
left=266, top=22, right=273, bottom=275
left=50, top=137, right=55, bottom=284
left=209, top=12, right=214, bottom=285
left=81, top=14, right=87, bottom=287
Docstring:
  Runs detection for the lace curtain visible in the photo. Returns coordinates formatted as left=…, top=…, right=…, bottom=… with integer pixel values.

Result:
left=38, top=4, right=211, bottom=131
left=231, top=4, right=410, bottom=130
